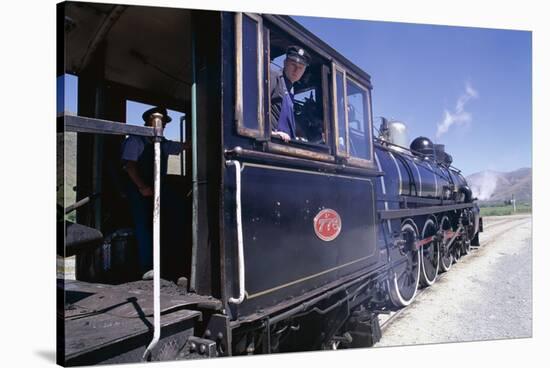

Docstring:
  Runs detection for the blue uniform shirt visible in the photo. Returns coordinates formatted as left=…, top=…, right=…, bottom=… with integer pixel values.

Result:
left=270, top=68, right=297, bottom=139
left=276, top=75, right=297, bottom=138
left=121, top=135, right=182, bottom=187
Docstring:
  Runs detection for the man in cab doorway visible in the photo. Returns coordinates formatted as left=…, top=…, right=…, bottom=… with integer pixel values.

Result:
left=121, top=106, right=188, bottom=280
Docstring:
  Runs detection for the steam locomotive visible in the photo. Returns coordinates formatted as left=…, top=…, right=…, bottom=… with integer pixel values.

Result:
left=373, top=120, right=481, bottom=308
left=58, top=3, right=482, bottom=365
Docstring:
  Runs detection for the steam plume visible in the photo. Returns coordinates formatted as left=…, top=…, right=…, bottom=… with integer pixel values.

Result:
left=436, top=82, right=478, bottom=139
left=471, top=171, right=498, bottom=201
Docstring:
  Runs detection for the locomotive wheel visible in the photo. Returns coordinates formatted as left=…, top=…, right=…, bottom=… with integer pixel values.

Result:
left=465, top=210, right=476, bottom=243
left=452, top=244, right=461, bottom=263
left=388, top=220, right=421, bottom=308
left=460, top=211, right=474, bottom=256
left=462, top=238, right=471, bottom=256
left=439, top=216, right=453, bottom=272
left=420, top=218, right=439, bottom=286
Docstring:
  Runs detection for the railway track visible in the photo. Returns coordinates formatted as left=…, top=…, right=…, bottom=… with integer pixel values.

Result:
left=378, top=215, right=531, bottom=332
left=482, top=215, right=530, bottom=230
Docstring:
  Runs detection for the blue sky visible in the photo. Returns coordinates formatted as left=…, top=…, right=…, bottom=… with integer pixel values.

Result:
left=59, top=14, right=532, bottom=177
left=294, top=16, right=532, bottom=175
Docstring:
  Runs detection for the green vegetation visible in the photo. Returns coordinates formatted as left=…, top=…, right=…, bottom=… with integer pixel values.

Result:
left=479, top=203, right=531, bottom=217
left=58, top=132, right=78, bottom=223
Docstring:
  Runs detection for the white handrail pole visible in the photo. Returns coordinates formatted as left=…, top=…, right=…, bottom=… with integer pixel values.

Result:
left=226, top=160, right=245, bottom=304
left=143, top=114, right=163, bottom=360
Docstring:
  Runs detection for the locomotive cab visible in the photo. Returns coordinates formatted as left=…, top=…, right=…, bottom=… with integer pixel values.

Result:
left=58, top=4, right=228, bottom=364
left=59, top=5, right=222, bottom=291
left=59, top=4, right=385, bottom=362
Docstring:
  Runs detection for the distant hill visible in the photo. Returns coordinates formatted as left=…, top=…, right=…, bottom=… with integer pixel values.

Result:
left=466, top=168, right=532, bottom=205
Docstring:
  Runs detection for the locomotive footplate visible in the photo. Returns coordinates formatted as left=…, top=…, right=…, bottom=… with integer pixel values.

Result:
left=60, top=279, right=222, bottom=365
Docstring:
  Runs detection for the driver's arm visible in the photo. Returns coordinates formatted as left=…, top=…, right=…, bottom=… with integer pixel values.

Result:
left=121, top=136, right=153, bottom=197
left=124, top=161, right=153, bottom=197
left=271, top=131, right=291, bottom=142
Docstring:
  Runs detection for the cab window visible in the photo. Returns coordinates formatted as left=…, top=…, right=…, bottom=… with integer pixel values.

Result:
left=268, top=28, right=328, bottom=149
left=346, top=78, right=372, bottom=161
left=235, top=13, right=264, bottom=138
left=332, top=62, right=374, bottom=167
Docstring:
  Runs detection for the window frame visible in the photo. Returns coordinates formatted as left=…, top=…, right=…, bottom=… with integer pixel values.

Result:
left=331, top=62, right=349, bottom=159
left=235, top=12, right=265, bottom=139
left=345, top=75, right=374, bottom=167
left=321, top=64, right=332, bottom=153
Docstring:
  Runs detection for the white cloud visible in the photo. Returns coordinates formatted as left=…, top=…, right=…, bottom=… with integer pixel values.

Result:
left=436, top=82, right=478, bottom=139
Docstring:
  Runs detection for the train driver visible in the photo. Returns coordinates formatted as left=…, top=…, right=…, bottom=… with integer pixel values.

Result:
left=270, top=45, right=311, bottom=142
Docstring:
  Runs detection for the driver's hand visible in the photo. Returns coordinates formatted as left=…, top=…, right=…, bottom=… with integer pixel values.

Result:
left=139, top=186, right=154, bottom=197
left=272, top=131, right=291, bottom=142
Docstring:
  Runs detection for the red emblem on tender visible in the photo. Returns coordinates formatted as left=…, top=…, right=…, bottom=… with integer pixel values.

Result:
left=314, top=209, right=342, bottom=242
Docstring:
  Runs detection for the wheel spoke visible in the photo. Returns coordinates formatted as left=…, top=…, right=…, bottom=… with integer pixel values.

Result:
left=420, top=219, right=439, bottom=286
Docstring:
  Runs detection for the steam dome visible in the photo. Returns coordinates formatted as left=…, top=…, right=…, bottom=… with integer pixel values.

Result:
left=410, top=136, right=434, bottom=156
